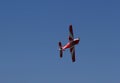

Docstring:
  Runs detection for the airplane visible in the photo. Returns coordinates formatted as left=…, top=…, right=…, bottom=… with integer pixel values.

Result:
left=58, top=25, right=80, bottom=62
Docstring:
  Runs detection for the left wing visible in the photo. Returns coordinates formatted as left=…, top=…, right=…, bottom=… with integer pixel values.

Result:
left=69, top=25, right=74, bottom=41
left=70, top=47, right=75, bottom=62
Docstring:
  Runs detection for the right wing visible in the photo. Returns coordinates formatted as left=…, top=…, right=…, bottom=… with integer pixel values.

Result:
left=69, top=25, right=74, bottom=41
left=70, top=46, right=75, bottom=62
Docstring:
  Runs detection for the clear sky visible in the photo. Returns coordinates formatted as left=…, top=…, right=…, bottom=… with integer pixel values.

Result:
left=0, top=0, right=120, bottom=83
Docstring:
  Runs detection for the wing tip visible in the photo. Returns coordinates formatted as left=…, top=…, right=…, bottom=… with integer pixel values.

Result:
left=69, top=25, right=72, bottom=30
left=72, top=55, right=75, bottom=62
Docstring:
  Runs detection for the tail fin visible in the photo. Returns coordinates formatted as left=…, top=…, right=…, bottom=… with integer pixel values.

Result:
left=58, top=42, right=63, bottom=58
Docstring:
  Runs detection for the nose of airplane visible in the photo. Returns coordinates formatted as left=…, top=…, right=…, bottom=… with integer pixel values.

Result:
left=74, top=38, right=80, bottom=44
left=77, top=37, right=80, bottom=44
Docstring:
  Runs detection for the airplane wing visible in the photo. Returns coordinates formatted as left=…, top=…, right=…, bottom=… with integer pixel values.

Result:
left=70, top=46, right=75, bottom=62
left=69, top=25, right=74, bottom=41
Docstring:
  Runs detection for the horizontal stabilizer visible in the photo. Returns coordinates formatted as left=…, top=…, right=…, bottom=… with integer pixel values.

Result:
left=58, top=42, right=63, bottom=58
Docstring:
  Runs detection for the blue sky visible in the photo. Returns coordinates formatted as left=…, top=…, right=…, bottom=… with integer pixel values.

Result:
left=0, top=0, right=120, bottom=83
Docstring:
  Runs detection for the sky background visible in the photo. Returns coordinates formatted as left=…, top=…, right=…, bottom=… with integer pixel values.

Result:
left=0, top=0, right=120, bottom=83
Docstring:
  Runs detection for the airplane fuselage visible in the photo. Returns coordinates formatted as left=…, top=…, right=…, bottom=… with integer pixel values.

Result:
left=62, top=38, right=80, bottom=50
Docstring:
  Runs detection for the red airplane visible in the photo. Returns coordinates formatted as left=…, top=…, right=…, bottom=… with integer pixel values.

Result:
left=58, top=25, right=80, bottom=62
